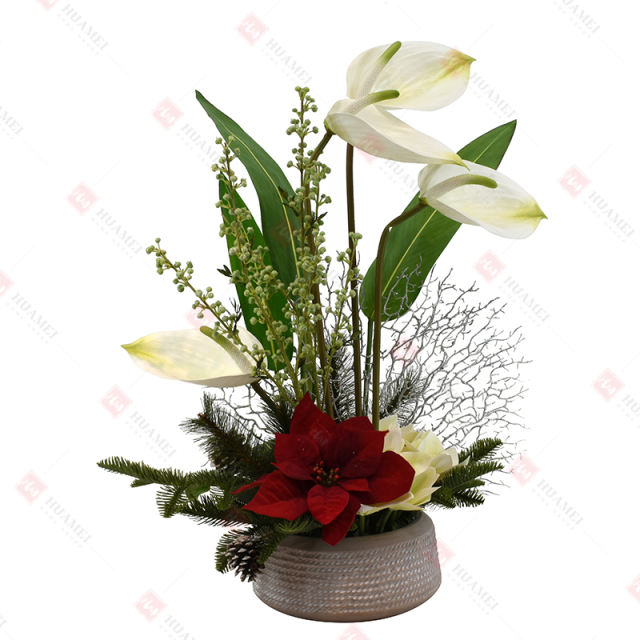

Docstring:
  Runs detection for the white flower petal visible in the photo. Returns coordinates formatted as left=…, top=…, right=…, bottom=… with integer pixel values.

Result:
left=122, top=328, right=260, bottom=388
left=374, top=42, right=474, bottom=111
left=346, top=41, right=474, bottom=110
left=325, top=102, right=463, bottom=165
left=418, top=161, right=546, bottom=239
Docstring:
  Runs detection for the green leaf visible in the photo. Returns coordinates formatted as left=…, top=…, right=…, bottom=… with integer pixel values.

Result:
left=360, top=120, right=517, bottom=320
left=218, top=181, right=293, bottom=369
left=196, top=91, right=300, bottom=286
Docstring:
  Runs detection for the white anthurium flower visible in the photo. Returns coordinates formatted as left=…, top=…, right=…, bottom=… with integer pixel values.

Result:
left=121, top=327, right=261, bottom=388
left=418, top=161, right=547, bottom=239
left=359, top=415, right=460, bottom=514
left=325, top=41, right=474, bottom=165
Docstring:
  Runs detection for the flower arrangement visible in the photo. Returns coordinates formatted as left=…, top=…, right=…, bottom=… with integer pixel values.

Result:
left=99, top=41, right=545, bottom=616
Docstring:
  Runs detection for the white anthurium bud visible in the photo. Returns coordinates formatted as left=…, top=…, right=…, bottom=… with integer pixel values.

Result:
left=121, top=327, right=261, bottom=388
left=347, top=41, right=475, bottom=111
left=359, top=416, right=460, bottom=514
left=418, top=161, right=547, bottom=239
left=325, top=40, right=473, bottom=165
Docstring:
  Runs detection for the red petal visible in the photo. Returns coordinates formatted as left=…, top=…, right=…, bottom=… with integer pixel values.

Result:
left=232, top=474, right=268, bottom=494
left=321, top=495, right=361, bottom=545
left=338, top=477, right=369, bottom=492
left=289, top=393, right=335, bottom=453
left=356, top=451, right=415, bottom=503
left=274, top=433, right=319, bottom=480
left=307, top=485, right=350, bottom=525
left=339, top=430, right=386, bottom=478
left=340, top=416, right=374, bottom=432
left=242, top=471, right=309, bottom=520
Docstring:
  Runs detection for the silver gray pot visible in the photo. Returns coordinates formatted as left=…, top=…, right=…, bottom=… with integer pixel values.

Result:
left=253, top=513, right=441, bottom=622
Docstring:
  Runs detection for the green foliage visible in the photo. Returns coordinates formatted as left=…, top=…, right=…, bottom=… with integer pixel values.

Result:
left=196, top=91, right=300, bottom=287
left=180, top=495, right=252, bottom=527
left=360, top=120, right=518, bottom=321
left=97, top=456, right=238, bottom=518
left=431, top=454, right=504, bottom=509
left=459, top=437, right=503, bottom=463
left=181, top=394, right=275, bottom=480
left=218, top=180, right=292, bottom=369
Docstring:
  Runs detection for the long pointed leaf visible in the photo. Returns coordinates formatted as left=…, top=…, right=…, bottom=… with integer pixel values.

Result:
left=218, top=181, right=292, bottom=370
left=196, top=91, right=301, bottom=286
left=360, top=120, right=517, bottom=320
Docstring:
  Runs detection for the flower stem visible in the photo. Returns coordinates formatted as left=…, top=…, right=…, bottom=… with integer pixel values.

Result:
left=250, top=382, right=280, bottom=414
left=346, top=144, right=363, bottom=416
left=363, top=318, right=373, bottom=413
left=378, top=509, right=392, bottom=533
left=310, top=131, right=333, bottom=162
left=371, top=202, right=427, bottom=427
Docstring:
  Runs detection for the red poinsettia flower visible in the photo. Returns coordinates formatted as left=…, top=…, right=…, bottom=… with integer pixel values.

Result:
left=234, top=393, right=415, bottom=545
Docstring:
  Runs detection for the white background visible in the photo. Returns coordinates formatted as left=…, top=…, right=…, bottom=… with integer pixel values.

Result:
left=1, top=1, right=639, bottom=638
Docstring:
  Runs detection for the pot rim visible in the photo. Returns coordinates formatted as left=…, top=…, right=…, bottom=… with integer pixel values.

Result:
left=277, top=511, right=433, bottom=552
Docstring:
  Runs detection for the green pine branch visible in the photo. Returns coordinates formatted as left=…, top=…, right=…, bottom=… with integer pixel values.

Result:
left=97, top=456, right=239, bottom=519
left=431, top=453, right=504, bottom=509
left=181, top=395, right=275, bottom=479
left=458, top=437, right=503, bottom=464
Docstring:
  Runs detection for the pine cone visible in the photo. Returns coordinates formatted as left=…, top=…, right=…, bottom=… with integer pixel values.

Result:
left=225, top=532, right=263, bottom=582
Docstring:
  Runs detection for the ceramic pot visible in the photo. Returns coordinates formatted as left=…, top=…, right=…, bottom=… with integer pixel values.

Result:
left=252, top=513, right=441, bottom=622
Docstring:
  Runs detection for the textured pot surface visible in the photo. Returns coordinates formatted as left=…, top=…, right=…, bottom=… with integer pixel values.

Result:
left=253, top=513, right=441, bottom=622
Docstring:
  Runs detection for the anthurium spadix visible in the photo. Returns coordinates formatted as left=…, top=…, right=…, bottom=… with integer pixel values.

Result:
left=418, top=161, right=547, bottom=239
left=324, top=41, right=474, bottom=165
left=121, top=327, right=261, bottom=388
